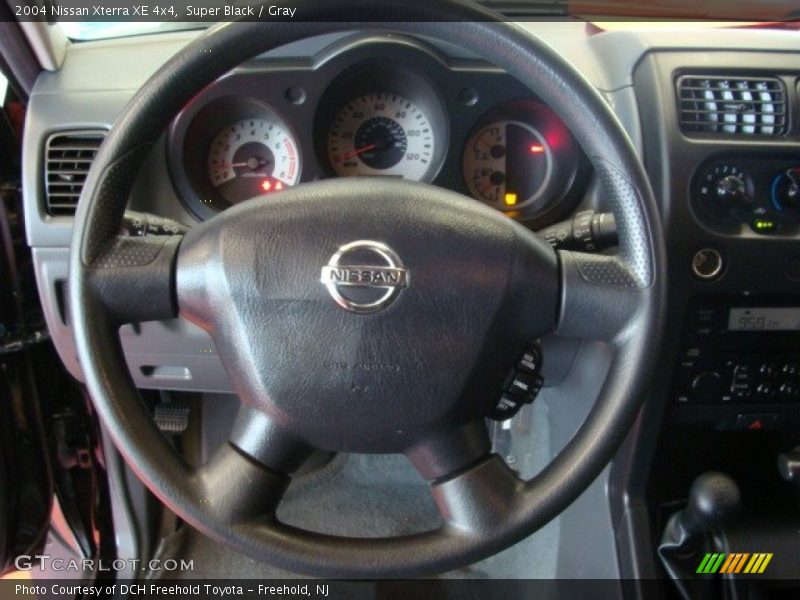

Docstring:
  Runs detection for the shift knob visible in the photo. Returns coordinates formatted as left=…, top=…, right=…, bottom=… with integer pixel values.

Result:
left=680, top=472, right=741, bottom=536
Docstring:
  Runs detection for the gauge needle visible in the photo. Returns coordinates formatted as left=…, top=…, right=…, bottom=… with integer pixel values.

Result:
left=335, top=144, right=377, bottom=163
left=218, top=157, right=271, bottom=169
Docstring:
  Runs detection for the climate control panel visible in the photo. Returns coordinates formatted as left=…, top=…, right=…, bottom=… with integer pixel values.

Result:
left=691, top=157, right=800, bottom=235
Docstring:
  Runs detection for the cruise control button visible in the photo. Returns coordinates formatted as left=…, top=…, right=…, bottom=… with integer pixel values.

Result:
left=526, top=375, right=545, bottom=403
left=518, top=348, right=542, bottom=375
left=507, top=371, right=536, bottom=396
left=491, top=394, right=523, bottom=418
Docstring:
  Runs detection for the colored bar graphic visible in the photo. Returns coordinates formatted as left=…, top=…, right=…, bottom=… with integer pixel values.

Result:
left=758, top=554, right=773, bottom=573
left=697, top=553, right=726, bottom=574
left=696, top=553, right=713, bottom=573
left=699, top=552, right=773, bottom=574
left=720, top=554, right=736, bottom=573
left=720, top=553, right=750, bottom=574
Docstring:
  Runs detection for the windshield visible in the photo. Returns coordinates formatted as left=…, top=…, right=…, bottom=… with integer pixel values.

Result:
left=56, top=1, right=799, bottom=41
left=60, top=22, right=207, bottom=41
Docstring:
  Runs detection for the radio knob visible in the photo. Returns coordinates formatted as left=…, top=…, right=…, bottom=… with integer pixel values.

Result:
left=692, top=371, right=723, bottom=403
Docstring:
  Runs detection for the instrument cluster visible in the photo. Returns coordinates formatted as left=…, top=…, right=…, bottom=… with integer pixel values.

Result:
left=168, top=37, right=587, bottom=225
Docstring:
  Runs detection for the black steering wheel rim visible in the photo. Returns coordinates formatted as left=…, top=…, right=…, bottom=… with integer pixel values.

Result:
left=69, top=0, right=666, bottom=578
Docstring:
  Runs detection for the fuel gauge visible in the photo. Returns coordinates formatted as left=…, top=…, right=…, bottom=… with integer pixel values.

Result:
left=463, top=120, right=552, bottom=210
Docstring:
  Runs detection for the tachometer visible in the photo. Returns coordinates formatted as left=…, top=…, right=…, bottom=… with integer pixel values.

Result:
left=463, top=120, right=552, bottom=211
left=327, top=92, right=436, bottom=181
left=208, top=116, right=300, bottom=205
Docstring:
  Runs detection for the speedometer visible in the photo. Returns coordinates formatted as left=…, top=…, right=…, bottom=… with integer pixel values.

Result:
left=326, top=92, right=436, bottom=181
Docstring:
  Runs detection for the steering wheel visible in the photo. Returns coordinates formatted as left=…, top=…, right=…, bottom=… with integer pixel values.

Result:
left=69, top=0, right=665, bottom=578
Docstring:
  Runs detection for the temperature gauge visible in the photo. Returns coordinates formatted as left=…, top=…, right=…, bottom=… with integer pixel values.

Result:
left=463, top=120, right=552, bottom=210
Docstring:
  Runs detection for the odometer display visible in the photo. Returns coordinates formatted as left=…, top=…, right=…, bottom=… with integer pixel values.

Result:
left=327, top=92, right=436, bottom=181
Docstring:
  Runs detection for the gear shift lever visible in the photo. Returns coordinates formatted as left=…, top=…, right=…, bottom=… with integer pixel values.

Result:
left=679, top=472, right=742, bottom=535
left=659, top=472, right=742, bottom=600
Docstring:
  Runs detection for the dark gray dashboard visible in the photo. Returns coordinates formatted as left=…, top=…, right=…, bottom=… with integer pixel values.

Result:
left=19, top=20, right=800, bottom=583
left=22, top=23, right=800, bottom=396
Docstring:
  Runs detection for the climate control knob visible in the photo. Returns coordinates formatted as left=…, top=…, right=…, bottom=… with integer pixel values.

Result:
left=695, top=164, right=755, bottom=219
left=771, top=167, right=800, bottom=213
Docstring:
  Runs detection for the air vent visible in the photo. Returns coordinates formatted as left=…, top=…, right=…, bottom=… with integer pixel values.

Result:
left=44, top=131, right=106, bottom=215
left=678, top=76, right=787, bottom=136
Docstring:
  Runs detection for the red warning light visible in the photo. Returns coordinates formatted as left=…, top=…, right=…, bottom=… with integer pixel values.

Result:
left=261, top=180, right=272, bottom=192
left=275, top=181, right=283, bottom=191
left=529, top=144, right=545, bottom=154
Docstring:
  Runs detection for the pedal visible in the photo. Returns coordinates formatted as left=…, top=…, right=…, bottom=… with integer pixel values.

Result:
left=154, top=399, right=190, bottom=434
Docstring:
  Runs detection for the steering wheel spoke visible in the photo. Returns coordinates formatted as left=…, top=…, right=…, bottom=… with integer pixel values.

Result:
left=431, top=455, right=524, bottom=535
left=228, top=406, right=316, bottom=474
left=193, top=442, right=290, bottom=525
left=85, top=234, right=181, bottom=325
left=556, top=250, right=651, bottom=344
left=405, top=419, right=493, bottom=481
left=407, top=421, right=524, bottom=534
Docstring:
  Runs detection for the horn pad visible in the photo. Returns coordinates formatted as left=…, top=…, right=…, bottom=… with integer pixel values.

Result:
left=176, top=179, right=557, bottom=452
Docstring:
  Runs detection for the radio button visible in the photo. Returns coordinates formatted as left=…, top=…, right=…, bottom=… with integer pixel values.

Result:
left=779, top=382, right=797, bottom=400
left=758, top=364, right=776, bottom=379
left=690, top=308, right=718, bottom=324
left=755, top=382, right=777, bottom=400
left=732, top=364, right=752, bottom=384
left=732, top=382, right=752, bottom=400
left=781, top=363, right=798, bottom=378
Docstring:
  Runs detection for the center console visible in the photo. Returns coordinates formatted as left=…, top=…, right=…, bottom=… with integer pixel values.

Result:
left=611, top=46, right=800, bottom=598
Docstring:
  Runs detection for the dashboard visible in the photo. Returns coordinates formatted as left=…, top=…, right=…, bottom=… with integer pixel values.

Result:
left=166, top=36, right=586, bottom=224
left=17, top=20, right=800, bottom=584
